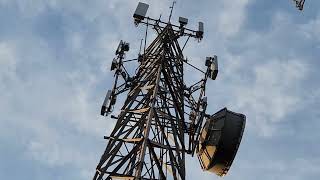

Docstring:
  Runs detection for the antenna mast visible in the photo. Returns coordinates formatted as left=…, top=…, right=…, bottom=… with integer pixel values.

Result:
left=94, top=2, right=245, bottom=180
left=168, top=1, right=176, bottom=22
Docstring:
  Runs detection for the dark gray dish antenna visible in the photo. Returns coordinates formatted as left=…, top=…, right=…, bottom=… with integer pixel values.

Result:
left=197, top=108, right=246, bottom=176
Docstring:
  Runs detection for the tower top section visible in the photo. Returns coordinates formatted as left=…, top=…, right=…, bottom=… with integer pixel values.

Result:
left=133, top=2, right=204, bottom=41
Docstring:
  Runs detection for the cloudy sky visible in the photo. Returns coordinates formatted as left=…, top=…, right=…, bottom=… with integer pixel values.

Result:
left=1, top=0, right=320, bottom=179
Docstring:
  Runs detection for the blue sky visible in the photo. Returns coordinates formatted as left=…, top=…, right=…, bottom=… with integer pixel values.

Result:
left=0, top=0, right=319, bottom=179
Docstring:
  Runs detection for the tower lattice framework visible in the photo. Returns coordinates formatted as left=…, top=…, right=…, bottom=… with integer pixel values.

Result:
left=94, top=24, right=205, bottom=180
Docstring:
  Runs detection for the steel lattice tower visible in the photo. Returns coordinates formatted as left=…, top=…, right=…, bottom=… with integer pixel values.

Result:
left=94, top=2, right=246, bottom=180
left=95, top=25, right=198, bottom=180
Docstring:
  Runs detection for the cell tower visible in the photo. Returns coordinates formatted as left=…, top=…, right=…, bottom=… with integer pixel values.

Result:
left=94, top=2, right=245, bottom=180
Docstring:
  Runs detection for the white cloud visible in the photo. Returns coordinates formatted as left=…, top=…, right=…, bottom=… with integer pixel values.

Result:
left=0, top=35, right=109, bottom=179
left=232, top=59, right=308, bottom=136
left=0, top=42, right=17, bottom=82
left=300, top=14, right=320, bottom=41
left=218, top=0, right=251, bottom=37
left=200, top=10, right=317, bottom=138
left=238, top=158, right=320, bottom=180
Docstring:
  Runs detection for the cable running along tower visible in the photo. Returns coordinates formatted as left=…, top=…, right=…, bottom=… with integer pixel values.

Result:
left=94, top=2, right=246, bottom=180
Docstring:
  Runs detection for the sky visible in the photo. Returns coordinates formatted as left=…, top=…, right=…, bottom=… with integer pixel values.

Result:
left=0, top=0, right=320, bottom=180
